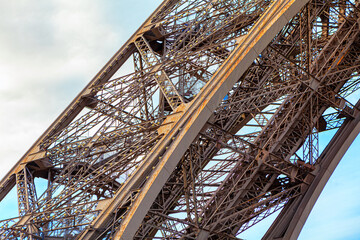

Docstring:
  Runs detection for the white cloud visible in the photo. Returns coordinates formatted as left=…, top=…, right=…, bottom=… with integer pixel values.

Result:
left=0, top=0, right=123, bottom=179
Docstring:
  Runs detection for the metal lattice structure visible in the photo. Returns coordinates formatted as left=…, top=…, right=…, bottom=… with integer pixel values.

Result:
left=1, top=0, right=360, bottom=239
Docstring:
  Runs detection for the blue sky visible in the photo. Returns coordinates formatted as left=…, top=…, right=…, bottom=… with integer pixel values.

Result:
left=0, top=1, right=359, bottom=239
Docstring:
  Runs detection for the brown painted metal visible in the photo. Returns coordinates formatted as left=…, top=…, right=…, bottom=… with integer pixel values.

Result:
left=1, top=0, right=360, bottom=239
left=264, top=100, right=360, bottom=239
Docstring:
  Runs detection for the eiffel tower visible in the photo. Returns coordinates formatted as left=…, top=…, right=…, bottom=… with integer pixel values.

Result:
left=1, top=0, right=360, bottom=239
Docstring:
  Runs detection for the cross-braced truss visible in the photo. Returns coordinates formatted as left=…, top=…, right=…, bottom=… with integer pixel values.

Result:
left=1, top=0, right=360, bottom=239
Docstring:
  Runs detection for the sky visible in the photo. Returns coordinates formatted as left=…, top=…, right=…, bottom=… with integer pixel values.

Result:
left=0, top=1, right=359, bottom=239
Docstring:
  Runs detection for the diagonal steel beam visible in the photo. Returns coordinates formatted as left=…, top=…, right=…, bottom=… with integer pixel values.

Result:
left=263, top=100, right=360, bottom=240
left=104, top=0, right=310, bottom=238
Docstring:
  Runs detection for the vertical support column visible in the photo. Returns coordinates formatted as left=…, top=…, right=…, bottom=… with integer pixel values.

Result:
left=16, top=168, right=30, bottom=217
left=133, top=51, right=152, bottom=120
left=16, top=166, right=38, bottom=239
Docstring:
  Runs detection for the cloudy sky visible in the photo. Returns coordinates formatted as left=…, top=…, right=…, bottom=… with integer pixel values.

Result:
left=0, top=1, right=359, bottom=239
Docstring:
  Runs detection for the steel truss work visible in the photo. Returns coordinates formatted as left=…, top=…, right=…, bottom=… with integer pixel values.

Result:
left=1, top=0, right=360, bottom=239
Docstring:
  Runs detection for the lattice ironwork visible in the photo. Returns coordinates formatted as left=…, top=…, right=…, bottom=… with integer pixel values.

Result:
left=1, top=0, right=360, bottom=239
